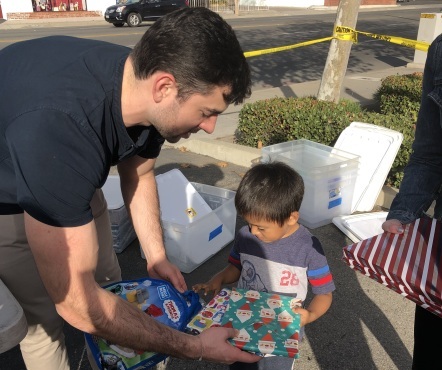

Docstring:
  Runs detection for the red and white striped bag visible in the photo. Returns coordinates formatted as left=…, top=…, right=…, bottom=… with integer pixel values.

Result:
left=342, top=215, right=442, bottom=318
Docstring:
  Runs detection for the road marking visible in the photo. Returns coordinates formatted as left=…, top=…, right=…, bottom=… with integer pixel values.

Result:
left=0, top=32, right=143, bottom=43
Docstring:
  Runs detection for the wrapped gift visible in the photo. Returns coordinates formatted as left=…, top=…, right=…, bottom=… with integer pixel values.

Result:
left=85, top=277, right=202, bottom=370
left=186, top=288, right=232, bottom=334
left=220, top=288, right=302, bottom=359
left=342, top=215, right=442, bottom=318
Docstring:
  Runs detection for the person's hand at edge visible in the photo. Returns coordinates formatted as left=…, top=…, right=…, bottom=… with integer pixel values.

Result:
left=382, top=219, right=405, bottom=234
left=147, top=258, right=187, bottom=293
left=198, top=327, right=262, bottom=364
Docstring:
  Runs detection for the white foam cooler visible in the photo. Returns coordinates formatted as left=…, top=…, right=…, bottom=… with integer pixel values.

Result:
left=261, top=139, right=360, bottom=229
left=102, top=176, right=137, bottom=253
left=141, top=169, right=237, bottom=273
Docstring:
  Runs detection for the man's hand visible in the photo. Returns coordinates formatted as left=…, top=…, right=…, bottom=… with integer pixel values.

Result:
left=198, top=327, right=262, bottom=364
left=382, top=219, right=404, bottom=234
left=147, top=257, right=187, bottom=293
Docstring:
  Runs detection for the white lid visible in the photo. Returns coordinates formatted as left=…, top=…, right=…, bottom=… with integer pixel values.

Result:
left=332, top=211, right=388, bottom=243
left=156, top=169, right=212, bottom=225
left=334, top=122, right=403, bottom=212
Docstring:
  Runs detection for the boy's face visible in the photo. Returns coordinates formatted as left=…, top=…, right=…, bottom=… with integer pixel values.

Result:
left=244, top=213, right=299, bottom=243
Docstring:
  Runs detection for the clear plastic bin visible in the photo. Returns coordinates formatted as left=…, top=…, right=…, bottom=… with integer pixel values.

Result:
left=141, top=171, right=237, bottom=273
left=261, top=139, right=360, bottom=229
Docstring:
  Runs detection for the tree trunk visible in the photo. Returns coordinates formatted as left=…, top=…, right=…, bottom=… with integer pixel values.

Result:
left=317, top=0, right=361, bottom=103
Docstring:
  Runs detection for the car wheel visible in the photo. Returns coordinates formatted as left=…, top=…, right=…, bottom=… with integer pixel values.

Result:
left=113, top=22, right=124, bottom=27
left=127, top=13, right=141, bottom=27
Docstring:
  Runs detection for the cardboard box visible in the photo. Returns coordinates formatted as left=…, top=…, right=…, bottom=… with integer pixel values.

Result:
left=343, top=215, right=442, bottom=318
left=186, top=288, right=232, bottom=334
left=221, top=288, right=301, bottom=359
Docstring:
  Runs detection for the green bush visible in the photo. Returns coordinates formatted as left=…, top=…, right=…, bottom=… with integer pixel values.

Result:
left=236, top=97, right=363, bottom=148
left=374, top=73, right=423, bottom=122
left=236, top=73, right=423, bottom=189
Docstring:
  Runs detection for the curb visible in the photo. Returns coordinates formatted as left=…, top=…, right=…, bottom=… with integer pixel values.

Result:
left=165, top=138, right=261, bottom=168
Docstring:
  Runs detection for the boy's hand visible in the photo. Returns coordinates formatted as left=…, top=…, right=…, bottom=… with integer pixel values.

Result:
left=192, top=280, right=222, bottom=296
left=292, top=307, right=309, bottom=327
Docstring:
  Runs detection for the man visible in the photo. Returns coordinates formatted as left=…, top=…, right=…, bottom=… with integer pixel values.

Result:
left=0, top=7, right=260, bottom=370
left=382, top=33, right=442, bottom=370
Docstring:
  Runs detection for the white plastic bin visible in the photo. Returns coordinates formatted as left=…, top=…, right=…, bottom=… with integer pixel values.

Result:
left=141, top=170, right=237, bottom=273
left=261, top=139, right=360, bottom=229
left=101, top=176, right=137, bottom=253
left=0, top=279, right=28, bottom=354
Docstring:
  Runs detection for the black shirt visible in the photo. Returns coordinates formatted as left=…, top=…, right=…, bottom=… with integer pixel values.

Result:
left=0, top=36, right=164, bottom=226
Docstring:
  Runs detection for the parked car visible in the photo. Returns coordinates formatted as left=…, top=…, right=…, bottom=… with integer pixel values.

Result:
left=104, top=0, right=189, bottom=27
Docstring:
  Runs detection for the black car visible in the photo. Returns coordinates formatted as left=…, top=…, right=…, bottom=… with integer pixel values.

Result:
left=104, top=0, right=189, bottom=27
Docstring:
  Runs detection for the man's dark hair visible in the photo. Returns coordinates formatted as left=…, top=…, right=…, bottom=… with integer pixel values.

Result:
left=235, top=161, right=305, bottom=226
left=130, top=7, right=251, bottom=105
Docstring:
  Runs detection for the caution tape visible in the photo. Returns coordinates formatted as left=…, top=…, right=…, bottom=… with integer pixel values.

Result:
left=333, top=26, right=430, bottom=52
left=243, top=25, right=429, bottom=58
left=243, top=36, right=333, bottom=58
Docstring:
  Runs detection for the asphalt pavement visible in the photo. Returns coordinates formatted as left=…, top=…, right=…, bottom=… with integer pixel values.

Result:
left=0, top=4, right=430, bottom=370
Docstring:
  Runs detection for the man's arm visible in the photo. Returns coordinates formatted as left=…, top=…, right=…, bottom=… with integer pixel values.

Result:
left=117, top=155, right=186, bottom=292
left=24, top=213, right=261, bottom=364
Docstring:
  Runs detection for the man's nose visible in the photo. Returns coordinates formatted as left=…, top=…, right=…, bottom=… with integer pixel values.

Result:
left=199, top=116, right=217, bottom=134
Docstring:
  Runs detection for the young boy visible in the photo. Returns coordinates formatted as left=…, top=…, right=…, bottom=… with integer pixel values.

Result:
left=193, top=161, right=335, bottom=370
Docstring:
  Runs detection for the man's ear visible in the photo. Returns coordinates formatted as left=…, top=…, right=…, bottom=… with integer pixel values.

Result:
left=152, top=73, right=177, bottom=103
left=288, top=211, right=300, bottom=225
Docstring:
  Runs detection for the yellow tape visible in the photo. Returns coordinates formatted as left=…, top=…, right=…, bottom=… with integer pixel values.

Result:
left=243, top=37, right=333, bottom=58
left=334, top=26, right=358, bottom=43
left=357, top=31, right=429, bottom=52
left=243, top=26, right=429, bottom=58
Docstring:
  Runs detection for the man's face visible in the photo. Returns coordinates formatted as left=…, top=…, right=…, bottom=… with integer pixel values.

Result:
left=152, top=85, right=231, bottom=143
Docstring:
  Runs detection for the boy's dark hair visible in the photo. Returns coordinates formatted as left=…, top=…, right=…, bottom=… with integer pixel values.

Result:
left=235, top=161, right=304, bottom=227
left=130, top=7, right=251, bottom=105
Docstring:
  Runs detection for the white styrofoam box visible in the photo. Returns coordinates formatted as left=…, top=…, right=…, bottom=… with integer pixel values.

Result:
left=142, top=177, right=236, bottom=274
left=261, top=139, right=360, bottom=229
left=334, top=122, right=403, bottom=213
left=0, top=279, right=28, bottom=354
left=155, top=169, right=212, bottom=225
left=101, top=175, right=137, bottom=253
left=332, top=212, right=388, bottom=243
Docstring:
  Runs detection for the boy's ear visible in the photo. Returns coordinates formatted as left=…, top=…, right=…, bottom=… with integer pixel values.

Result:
left=288, top=211, right=299, bottom=225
